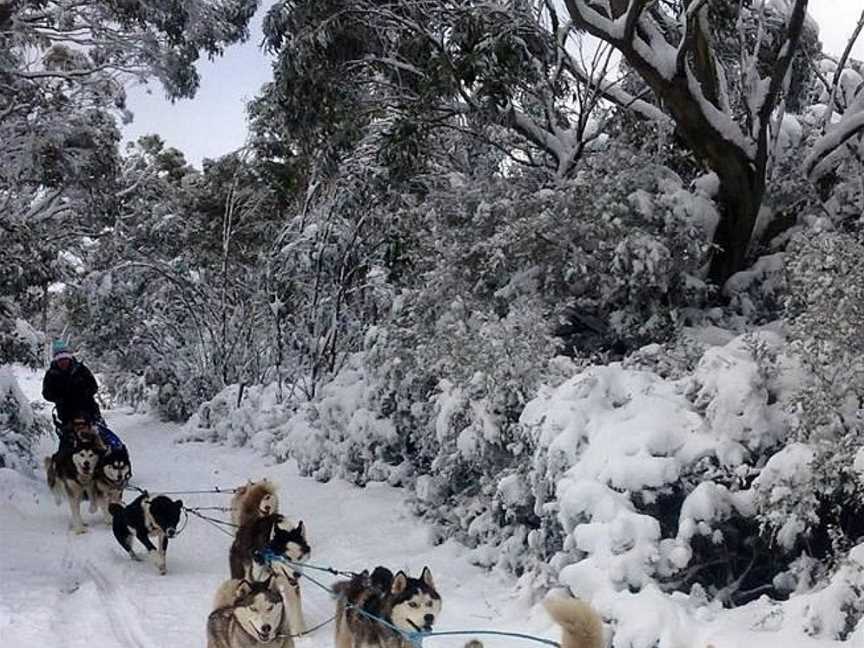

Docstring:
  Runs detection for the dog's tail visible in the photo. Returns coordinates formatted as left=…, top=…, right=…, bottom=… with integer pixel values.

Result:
left=44, top=456, right=62, bottom=504
left=108, top=503, right=124, bottom=517
left=543, top=597, right=604, bottom=648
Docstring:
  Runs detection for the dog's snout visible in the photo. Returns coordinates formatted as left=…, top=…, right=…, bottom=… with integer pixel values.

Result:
left=424, top=614, right=434, bottom=624
left=261, top=624, right=271, bottom=634
left=167, top=528, right=176, bottom=538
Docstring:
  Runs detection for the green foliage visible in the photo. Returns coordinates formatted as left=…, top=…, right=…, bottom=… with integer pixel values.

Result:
left=782, top=231, right=864, bottom=554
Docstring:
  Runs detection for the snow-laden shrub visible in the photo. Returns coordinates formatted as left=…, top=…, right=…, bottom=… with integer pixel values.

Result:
left=0, top=316, right=42, bottom=368
left=189, top=321, right=864, bottom=646
left=101, top=372, right=151, bottom=413
left=529, top=333, right=797, bottom=607
left=272, top=350, right=405, bottom=485
left=125, top=363, right=221, bottom=422
left=179, top=381, right=293, bottom=457
left=764, top=230, right=864, bottom=557
left=405, top=151, right=714, bottom=358
left=778, top=544, right=864, bottom=642
left=102, top=359, right=221, bottom=422
left=0, top=366, right=51, bottom=473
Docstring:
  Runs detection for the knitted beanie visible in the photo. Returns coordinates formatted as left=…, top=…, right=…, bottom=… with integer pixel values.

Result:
left=52, top=340, right=74, bottom=361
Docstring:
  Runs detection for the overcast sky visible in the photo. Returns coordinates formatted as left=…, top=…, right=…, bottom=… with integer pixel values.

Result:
left=120, top=1, right=864, bottom=167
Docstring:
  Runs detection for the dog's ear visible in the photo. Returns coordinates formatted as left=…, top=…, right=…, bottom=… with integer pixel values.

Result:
left=235, top=579, right=253, bottom=599
left=391, top=571, right=408, bottom=595
left=175, top=499, right=183, bottom=510
left=420, top=566, right=435, bottom=589
left=296, top=520, right=306, bottom=539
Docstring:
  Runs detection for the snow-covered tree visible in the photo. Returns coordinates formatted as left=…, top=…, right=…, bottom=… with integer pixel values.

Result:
left=255, top=0, right=666, bottom=181
left=1, top=0, right=260, bottom=358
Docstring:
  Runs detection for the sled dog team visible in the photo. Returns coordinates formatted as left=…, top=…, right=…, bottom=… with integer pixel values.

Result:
left=45, top=444, right=603, bottom=648
left=213, top=480, right=603, bottom=648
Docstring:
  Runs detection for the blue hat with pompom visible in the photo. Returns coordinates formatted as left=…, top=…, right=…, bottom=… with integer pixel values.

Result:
left=52, top=340, right=74, bottom=361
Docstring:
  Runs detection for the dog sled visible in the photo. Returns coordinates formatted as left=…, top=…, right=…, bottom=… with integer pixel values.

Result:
left=52, top=409, right=125, bottom=455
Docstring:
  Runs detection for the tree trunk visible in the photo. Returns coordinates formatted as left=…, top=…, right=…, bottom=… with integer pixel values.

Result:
left=41, top=282, right=50, bottom=366
left=635, top=74, right=766, bottom=287
left=709, top=172, right=765, bottom=287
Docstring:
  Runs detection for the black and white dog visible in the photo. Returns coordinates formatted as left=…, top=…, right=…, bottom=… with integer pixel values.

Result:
left=109, top=493, right=183, bottom=575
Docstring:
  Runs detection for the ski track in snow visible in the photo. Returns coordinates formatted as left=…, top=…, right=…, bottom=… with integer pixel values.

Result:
left=0, top=405, right=544, bottom=648
left=85, top=560, right=155, bottom=648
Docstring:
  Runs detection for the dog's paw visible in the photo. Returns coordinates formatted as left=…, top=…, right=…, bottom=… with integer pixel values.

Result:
left=73, top=526, right=87, bottom=535
left=158, top=566, right=167, bottom=576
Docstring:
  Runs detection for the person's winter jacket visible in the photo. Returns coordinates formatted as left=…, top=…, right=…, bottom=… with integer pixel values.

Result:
left=42, top=360, right=101, bottom=424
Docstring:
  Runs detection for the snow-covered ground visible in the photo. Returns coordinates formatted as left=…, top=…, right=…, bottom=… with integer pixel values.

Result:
left=0, top=366, right=851, bottom=648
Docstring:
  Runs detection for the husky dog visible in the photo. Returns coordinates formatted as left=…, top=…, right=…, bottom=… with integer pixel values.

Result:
left=468, top=598, right=603, bottom=648
left=92, top=445, right=132, bottom=521
left=229, top=514, right=309, bottom=580
left=44, top=440, right=103, bottom=534
left=230, top=514, right=310, bottom=634
left=109, top=493, right=183, bottom=575
left=230, top=479, right=280, bottom=528
left=333, top=566, right=441, bottom=648
left=207, top=577, right=293, bottom=648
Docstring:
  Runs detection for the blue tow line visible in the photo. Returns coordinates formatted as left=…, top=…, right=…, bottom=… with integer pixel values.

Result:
left=259, top=551, right=560, bottom=648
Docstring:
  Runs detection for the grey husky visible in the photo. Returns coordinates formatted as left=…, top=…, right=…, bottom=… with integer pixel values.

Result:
left=207, top=577, right=293, bottom=648
left=333, top=566, right=441, bottom=648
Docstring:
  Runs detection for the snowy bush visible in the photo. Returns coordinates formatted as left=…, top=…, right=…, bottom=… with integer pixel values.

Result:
left=0, top=366, right=51, bottom=473
left=404, top=151, right=714, bottom=358
left=271, top=350, right=405, bottom=485
left=0, top=313, right=42, bottom=368
left=780, top=545, right=864, bottom=642
left=101, top=372, right=152, bottom=413
left=179, top=381, right=291, bottom=453
left=761, top=230, right=864, bottom=558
